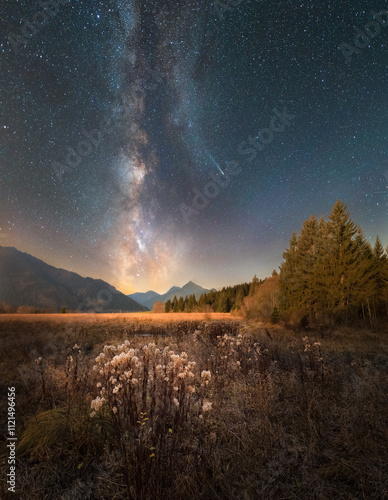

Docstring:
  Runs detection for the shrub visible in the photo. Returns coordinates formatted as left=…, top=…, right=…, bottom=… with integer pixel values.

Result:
left=90, top=341, right=213, bottom=497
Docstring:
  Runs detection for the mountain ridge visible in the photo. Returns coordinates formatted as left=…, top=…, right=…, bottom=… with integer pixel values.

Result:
left=129, top=281, right=215, bottom=309
left=0, top=246, right=148, bottom=312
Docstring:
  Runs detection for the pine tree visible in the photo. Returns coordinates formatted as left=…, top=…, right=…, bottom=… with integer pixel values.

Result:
left=188, top=294, right=197, bottom=312
left=235, top=287, right=245, bottom=306
left=293, top=215, right=320, bottom=315
left=165, top=299, right=172, bottom=313
left=384, top=245, right=388, bottom=314
left=324, top=200, right=358, bottom=313
left=279, top=232, right=299, bottom=311
left=172, top=296, right=178, bottom=312
left=217, top=293, right=229, bottom=312
left=278, top=200, right=381, bottom=324
left=198, top=293, right=207, bottom=309
left=352, top=228, right=376, bottom=321
left=207, top=290, right=216, bottom=307
left=373, top=235, right=388, bottom=315
left=178, top=296, right=184, bottom=312
left=271, top=306, right=280, bottom=324
left=249, top=275, right=260, bottom=295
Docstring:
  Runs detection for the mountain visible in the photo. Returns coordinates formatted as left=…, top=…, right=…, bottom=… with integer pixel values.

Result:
left=129, top=290, right=160, bottom=304
left=0, top=246, right=148, bottom=312
left=129, top=281, right=214, bottom=310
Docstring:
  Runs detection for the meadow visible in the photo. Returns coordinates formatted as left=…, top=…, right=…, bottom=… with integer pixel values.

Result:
left=0, top=313, right=387, bottom=499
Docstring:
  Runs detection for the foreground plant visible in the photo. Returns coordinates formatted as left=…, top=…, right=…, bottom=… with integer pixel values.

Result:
left=91, top=341, right=213, bottom=499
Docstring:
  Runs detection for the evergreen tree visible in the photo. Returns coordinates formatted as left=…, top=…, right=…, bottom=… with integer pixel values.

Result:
left=177, top=296, right=184, bottom=312
left=279, top=232, right=299, bottom=311
left=373, top=235, right=388, bottom=314
left=324, top=200, right=358, bottom=312
left=172, top=296, right=178, bottom=312
left=235, top=287, right=245, bottom=306
left=249, top=275, right=260, bottom=295
left=352, top=228, right=376, bottom=320
left=278, top=200, right=384, bottom=324
left=216, top=293, right=229, bottom=312
left=207, top=290, right=216, bottom=307
left=271, top=306, right=280, bottom=324
left=165, top=299, right=172, bottom=313
left=188, top=294, right=197, bottom=311
left=293, top=215, right=321, bottom=315
left=198, top=293, right=207, bottom=309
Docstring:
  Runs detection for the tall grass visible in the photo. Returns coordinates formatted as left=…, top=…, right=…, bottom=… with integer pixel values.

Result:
left=0, top=318, right=387, bottom=499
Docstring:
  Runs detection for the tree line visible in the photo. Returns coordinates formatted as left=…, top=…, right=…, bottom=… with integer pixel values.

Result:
left=164, top=280, right=260, bottom=313
left=278, top=200, right=388, bottom=326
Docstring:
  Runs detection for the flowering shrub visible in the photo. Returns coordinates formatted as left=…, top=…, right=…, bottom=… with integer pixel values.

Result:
left=90, top=341, right=213, bottom=497
left=91, top=341, right=212, bottom=422
left=211, top=333, right=268, bottom=382
left=302, top=336, right=324, bottom=370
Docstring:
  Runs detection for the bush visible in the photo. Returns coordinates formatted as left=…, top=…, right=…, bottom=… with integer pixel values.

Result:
left=90, top=341, right=214, bottom=497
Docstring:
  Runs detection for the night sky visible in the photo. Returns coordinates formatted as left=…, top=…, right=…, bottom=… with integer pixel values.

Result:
left=1, top=0, right=388, bottom=294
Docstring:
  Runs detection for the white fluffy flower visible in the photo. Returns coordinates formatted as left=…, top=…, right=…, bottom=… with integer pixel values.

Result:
left=91, top=396, right=105, bottom=412
left=202, top=400, right=212, bottom=412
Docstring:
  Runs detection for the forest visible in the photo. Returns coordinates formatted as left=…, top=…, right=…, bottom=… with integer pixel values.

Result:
left=164, top=280, right=255, bottom=313
left=279, top=200, right=388, bottom=326
left=165, top=200, right=388, bottom=328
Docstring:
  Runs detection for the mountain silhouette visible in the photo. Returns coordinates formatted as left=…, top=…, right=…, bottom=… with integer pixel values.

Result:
left=129, top=281, right=214, bottom=309
left=0, top=246, right=148, bottom=312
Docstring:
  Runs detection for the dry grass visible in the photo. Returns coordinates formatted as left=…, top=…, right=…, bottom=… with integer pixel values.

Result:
left=0, top=316, right=387, bottom=499
left=0, top=312, right=234, bottom=324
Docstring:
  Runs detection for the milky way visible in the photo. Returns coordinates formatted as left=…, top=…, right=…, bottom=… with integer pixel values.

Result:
left=1, top=0, right=387, bottom=293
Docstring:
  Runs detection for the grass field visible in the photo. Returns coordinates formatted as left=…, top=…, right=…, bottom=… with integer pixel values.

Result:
left=0, top=311, right=235, bottom=326
left=0, top=314, right=387, bottom=499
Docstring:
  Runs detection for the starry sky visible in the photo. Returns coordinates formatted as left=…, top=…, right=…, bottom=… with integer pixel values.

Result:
left=1, top=0, right=387, bottom=294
